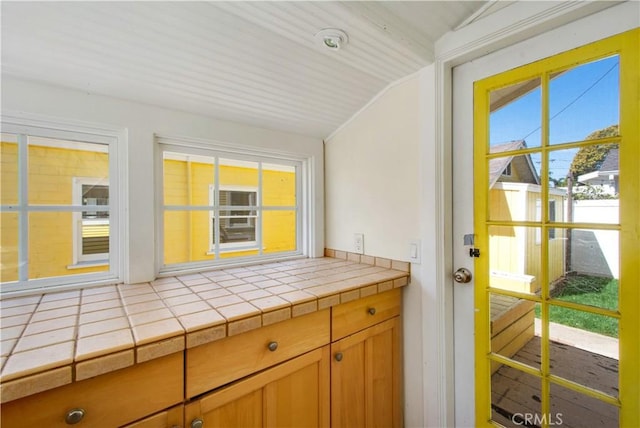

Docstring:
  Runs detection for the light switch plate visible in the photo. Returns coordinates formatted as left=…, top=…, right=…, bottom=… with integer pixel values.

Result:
left=409, top=239, right=421, bottom=264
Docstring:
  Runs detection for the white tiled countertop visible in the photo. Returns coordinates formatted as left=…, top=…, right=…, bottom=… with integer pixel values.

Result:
left=0, top=252, right=409, bottom=402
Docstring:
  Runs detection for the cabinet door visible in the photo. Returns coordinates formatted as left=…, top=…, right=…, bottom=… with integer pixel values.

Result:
left=185, top=346, right=330, bottom=428
left=331, top=317, right=402, bottom=428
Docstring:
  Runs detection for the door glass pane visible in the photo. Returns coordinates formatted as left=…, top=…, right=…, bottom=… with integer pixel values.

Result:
left=490, top=77, right=542, bottom=151
left=1, top=134, right=19, bottom=205
left=550, top=383, right=619, bottom=427
left=489, top=226, right=541, bottom=297
left=491, top=369, right=542, bottom=427
left=490, top=293, right=539, bottom=370
left=489, top=152, right=542, bottom=222
left=558, top=228, right=619, bottom=306
left=549, top=55, right=620, bottom=146
left=548, top=305, right=618, bottom=396
left=28, top=137, right=109, bottom=205
left=562, top=143, right=620, bottom=222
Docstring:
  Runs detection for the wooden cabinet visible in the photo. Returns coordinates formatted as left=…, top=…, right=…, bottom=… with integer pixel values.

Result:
left=0, top=353, right=183, bottom=428
left=330, top=289, right=403, bottom=428
left=185, top=346, right=330, bottom=428
left=1, top=287, right=404, bottom=428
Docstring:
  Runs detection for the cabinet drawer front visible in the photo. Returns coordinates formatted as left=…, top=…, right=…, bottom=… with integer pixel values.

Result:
left=0, top=353, right=183, bottom=428
left=332, top=288, right=401, bottom=340
left=186, top=309, right=330, bottom=398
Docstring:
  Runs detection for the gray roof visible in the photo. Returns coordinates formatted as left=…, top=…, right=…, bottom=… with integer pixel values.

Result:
left=598, top=147, right=619, bottom=172
left=489, top=140, right=540, bottom=188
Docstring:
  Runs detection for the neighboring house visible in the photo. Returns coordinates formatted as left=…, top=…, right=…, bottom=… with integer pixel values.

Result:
left=489, top=141, right=566, bottom=293
left=576, top=147, right=619, bottom=196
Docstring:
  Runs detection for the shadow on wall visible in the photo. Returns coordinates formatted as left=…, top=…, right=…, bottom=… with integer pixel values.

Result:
left=570, top=230, right=614, bottom=278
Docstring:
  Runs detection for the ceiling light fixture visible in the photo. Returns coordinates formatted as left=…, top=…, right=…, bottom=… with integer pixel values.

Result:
left=315, top=28, right=349, bottom=51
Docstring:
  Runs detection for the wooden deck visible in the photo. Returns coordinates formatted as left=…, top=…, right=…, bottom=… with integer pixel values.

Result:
left=491, top=336, right=619, bottom=427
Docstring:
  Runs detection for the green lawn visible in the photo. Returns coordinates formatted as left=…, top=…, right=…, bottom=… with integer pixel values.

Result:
left=535, top=275, right=618, bottom=338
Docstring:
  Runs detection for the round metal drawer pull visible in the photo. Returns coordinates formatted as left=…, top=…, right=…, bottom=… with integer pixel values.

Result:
left=367, top=307, right=376, bottom=316
left=268, top=341, right=278, bottom=352
left=191, top=418, right=204, bottom=428
left=335, top=352, right=343, bottom=362
left=65, top=408, right=85, bottom=425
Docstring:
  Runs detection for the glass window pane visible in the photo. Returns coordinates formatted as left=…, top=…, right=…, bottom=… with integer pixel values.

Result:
left=489, top=226, right=542, bottom=297
left=163, top=210, right=214, bottom=265
left=263, top=210, right=296, bottom=254
left=489, top=152, right=542, bottom=222
left=163, top=152, right=215, bottom=206
left=491, top=293, right=539, bottom=370
left=490, top=77, right=542, bottom=151
left=0, top=212, right=19, bottom=282
left=28, top=137, right=109, bottom=205
left=219, top=158, right=258, bottom=189
left=491, top=368, right=542, bottom=427
left=263, top=163, right=296, bottom=207
left=549, top=56, right=619, bottom=146
left=1, top=134, right=19, bottom=205
left=550, top=383, right=618, bottom=427
left=29, top=212, right=108, bottom=279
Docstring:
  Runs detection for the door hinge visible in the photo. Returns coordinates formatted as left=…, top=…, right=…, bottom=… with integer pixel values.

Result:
left=469, top=248, right=480, bottom=258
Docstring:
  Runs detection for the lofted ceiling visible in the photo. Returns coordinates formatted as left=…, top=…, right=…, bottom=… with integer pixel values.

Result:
left=1, top=1, right=508, bottom=139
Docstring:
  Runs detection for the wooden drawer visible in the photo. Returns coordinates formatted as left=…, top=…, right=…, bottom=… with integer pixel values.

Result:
left=0, top=352, right=183, bottom=428
left=186, top=309, right=330, bottom=398
left=332, top=288, right=401, bottom=341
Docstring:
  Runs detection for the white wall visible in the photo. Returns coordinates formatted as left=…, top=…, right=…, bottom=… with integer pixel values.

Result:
left=325, top=74, right=427, bottom=427
left=324, top=75, right=420, bottom=260
left=1, top=76, right=324, bottom=284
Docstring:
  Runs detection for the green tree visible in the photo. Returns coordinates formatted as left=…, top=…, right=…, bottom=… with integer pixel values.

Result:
left=568, top=124, right=618, bottom=178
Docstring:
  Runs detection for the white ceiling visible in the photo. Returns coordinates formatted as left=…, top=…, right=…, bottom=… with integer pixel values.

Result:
left=1, top=1, right=507, bottom=139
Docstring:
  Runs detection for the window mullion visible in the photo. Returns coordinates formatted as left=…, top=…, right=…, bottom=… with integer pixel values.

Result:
left=257, top=162, right=263, bottom=256
left=214, top=156, right=220, bottom=259
left=18, top=134, right=29, bottom=282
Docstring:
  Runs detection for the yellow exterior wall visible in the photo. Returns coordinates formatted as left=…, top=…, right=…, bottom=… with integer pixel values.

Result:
left=0, top=141, right=109, bottom=282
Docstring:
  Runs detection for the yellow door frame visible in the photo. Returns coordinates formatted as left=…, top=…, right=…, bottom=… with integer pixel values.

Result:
left=473, top=28, right=639, bottom=427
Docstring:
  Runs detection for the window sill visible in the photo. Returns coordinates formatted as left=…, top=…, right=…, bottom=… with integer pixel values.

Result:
left=67, top=261, right=109, bottom=270
left=206, top=247, right=265, bottom=256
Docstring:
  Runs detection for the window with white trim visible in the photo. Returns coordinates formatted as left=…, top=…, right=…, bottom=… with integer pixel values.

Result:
left=159, top=139, right=303, bottom=271
left=209, top=185, right=258, bottom=252
left=73, top=178, right=110, bottom=264
left=0, top=123, right=120, bottom=293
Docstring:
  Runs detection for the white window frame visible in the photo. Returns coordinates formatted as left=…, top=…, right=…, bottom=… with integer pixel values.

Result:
left=0, top=113, right=124, bottom=295
left=72, top=177, right=110, bottom=265
left=157, top=136, right=305, bottom=274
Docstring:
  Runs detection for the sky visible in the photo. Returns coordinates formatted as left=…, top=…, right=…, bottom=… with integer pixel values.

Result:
left=489, top=55, right=620, bottom=180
